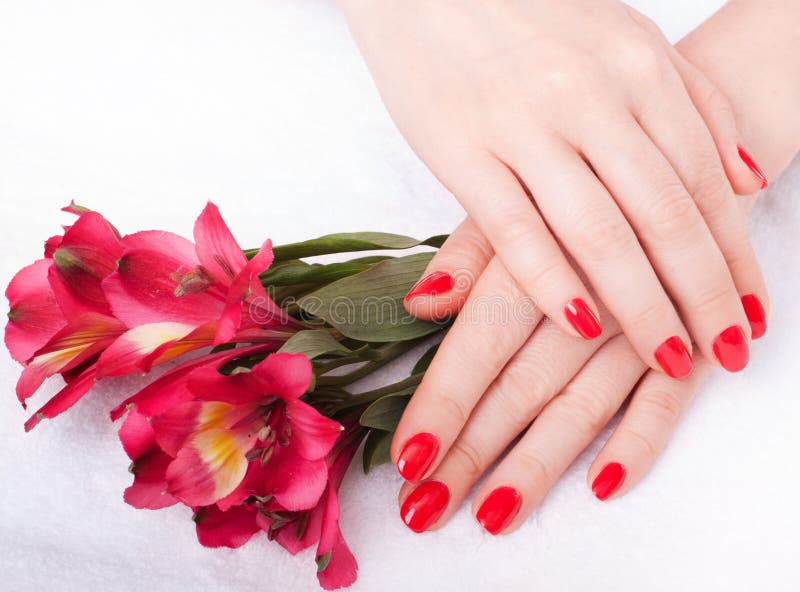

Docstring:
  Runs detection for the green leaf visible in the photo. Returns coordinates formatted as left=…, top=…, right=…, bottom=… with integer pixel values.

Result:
left=359, top=392, right=411, bottom=431
left=278, top=330, right=353, bottom=360
left=247, top=232, right=447, bottom=262
left=297, top=253, right=442, bottom=342
left=412, top=343, right=440, bottom=375
left=363, top=429, right=393, bottom=474
left=260, top=256, right=392, bottom=287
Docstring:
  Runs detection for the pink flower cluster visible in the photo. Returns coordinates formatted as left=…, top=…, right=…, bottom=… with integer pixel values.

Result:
left=5, top=203, right=359, bottom=589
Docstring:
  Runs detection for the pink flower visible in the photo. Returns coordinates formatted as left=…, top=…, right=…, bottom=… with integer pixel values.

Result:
left=119, top=351, right=342, bottom=510
left=192, top=422, right=361, bottom=591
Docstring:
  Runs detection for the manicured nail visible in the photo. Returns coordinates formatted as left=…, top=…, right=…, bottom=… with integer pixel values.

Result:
left=712, top=325, right=749, bottom=372
left=397, top=432, right=439, bottom=482
left=654, top=336, right=693, bottom=379
left=476, top=486, right=522, bottom=535
left=592, top=462, right=626, bottom=501
left=741, top=294, right=767, bottom=340
left=405, top=271, right=454, bottom=301
left=738, top=145, right=768, bottom=189
left=564, top=298, right=602, bottom=340
left=400, top=480, right=450, bottom=533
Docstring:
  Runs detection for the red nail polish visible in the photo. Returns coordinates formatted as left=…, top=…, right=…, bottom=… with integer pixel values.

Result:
left=405, top=271, right=454, bottom=301
left=741, top=294, right=767, bottom=340
left=400, top=480, right=450, bottom=533
left=476, top=486, right=522, bottom=535
left=397, top=432, right=439, bottom=482
left=712, top=325, right=750, bottom=372
left=654, top=336, right=693, bottom=379
left=564, top=298, right=602, bottom=340
left=592, top=462, right=626, bottom=501
left=738, top=145, right=768, bottom=189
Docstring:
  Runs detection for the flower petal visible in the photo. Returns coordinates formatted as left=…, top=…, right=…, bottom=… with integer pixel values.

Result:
left=285, top=399, right=343, bottom=461
left=124, top=449, right=178, bottom=510
left=194, top=504, right=260, bottom=549
left=151, top=401, right=252, bottom=457
left=165, top=428, right=252, bottom=506
left=193, top=202, right=247, bottom=284
left=250, top=352, right=313, bottom=401
left=5, top=259, right=66, bottom=363
left=119, top=408, right=156, bottom=461
left=261, top=444, right=329, bottom=511
left=96, top=322, right=198, bottom=378
left=24, top=365, right=98, bottom=431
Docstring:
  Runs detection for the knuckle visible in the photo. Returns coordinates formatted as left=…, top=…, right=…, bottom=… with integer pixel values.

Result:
left=691, top=164, right=730, bottom=216
left=615, top=42, right=668, bottom=82
left=513, top=448, right=554, bottom=486
left=701, top=83, right=734, bottom=118
left=525, top=253, right=565, bottom=294
left=636, top=387, right=685, bottom=426
left=617, top=425, right=660, bottom=465
left=491, top=362, right=552, bottom=431
left=629, top=298, right=674, bottom=333
left=449, top=438, right=485, bottom=481
left=690, top=281, right=733, bottom=317
left=647, top=184, right=702, bottom=242
left=556, top=387, right=614, bottom=435
left=572, top=207, right=637, bottom=262
left=435, top=393, right=470, bottom=429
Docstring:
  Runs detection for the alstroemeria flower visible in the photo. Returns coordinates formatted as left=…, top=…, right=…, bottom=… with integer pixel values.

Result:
left=192, top=423, right=361, bottom=591
left=120, top=351, right=342, bottom=511
left=99, top=202, right=297, bottom=381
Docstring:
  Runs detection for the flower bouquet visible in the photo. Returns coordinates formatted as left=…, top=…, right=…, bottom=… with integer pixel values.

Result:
left=5, top=201, right=450, bottom=590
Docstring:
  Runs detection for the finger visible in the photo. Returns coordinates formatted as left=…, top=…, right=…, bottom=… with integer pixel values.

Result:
left=638, top=50, right=770, bottom=339
left=404, top=217, right=492, bottom=322
left=587, top=356, right=716, bottom=501
left=499, top=134, right=695, bottom=379
left=391, top=255, right=542, bottom=484
left=667, top=46, right=769, bottom=195
left=397, top=314, right=619, bottom=533
left=580, top=112, right=752, bottom=372
left=442, top=151, right=603, bottom=340
left=470, top=335, right=647, bottom=534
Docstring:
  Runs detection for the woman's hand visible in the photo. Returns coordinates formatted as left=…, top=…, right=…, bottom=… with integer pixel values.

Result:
left=339, top=0, right=771, bottom=376
left=386, top=0, right=800, bottom=534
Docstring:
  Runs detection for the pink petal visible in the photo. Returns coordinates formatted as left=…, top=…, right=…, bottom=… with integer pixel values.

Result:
left=124, top=449, right=178, bottom=510
left=165, top=428, right=252, bottom=506
left=187, top=368, right=263, bottom=406
left=24, top=365, right=98, bottom=431
left=260, top=445, right=328, bottom=511
left=194, top=504, right=260, bottom=549
left=5, top=259, right=67, bottom=363
left=151, top=401, right=251, bottom=457
left=273, top=505, right=323, bottom=555
left=193, top=202, right=248, bottom=284
left=250, top=353, right=313, bottom=401
left=50, top=211, right=122, bottom=314
left=108, top=344, right=278, bottom=421
left=118, top=409, right=156, bottom=461
left=96, top=322, right=198, bottom=378
left=104, top=230, right=224, bottom=327
left=285, top=399, right=343, bottom=461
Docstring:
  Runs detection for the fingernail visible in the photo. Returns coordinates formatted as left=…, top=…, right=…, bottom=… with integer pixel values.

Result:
left=405, top=271, right=454, bottom=301
left=654, top=336, right=693, bottom=379
left=400, top=480, right=450, bottom=533
left=712, top=325, right=750, bottom=372
left=738, top=145, right=768, bottom=189
left=476, top=486, right=522, bottom=535
left=741, top=294, right=767, bottom=340
left=564, top=298, right=602, bottom=340
left=592, top=462, right=626, bottom=501
left=397, top=432, right=439, bottom=482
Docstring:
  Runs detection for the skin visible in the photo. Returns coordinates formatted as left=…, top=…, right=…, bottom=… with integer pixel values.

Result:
left=338, top=0, right=771, bottom=378
left=353, top=0, right=800, bottom=533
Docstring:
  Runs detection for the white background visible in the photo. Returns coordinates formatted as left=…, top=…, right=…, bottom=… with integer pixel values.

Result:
left=1, top=1, right=798, bottom=591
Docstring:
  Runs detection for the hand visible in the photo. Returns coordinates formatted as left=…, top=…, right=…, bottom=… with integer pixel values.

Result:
left=339, top=0, right=771, bottom=377
left=387, top=0, right=800, bottom=534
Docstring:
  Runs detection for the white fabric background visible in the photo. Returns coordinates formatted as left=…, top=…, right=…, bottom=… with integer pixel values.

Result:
left=1, top=1, right=798, bottom=591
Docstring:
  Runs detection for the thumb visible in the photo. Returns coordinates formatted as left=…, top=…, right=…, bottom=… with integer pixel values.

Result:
left=403, top=217, right=492, bottom=321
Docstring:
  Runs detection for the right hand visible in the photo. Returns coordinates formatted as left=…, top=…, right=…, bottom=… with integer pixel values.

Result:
left=340, top=0, right=770, bottom=377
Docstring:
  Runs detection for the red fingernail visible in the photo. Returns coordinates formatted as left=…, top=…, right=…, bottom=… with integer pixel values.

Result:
left=654, top=336, right=693, bottom=379
left=712, top=325, right=750, bottom=372
left=564, top=298, right=602, bottom=340
left=738, top=145, right=768, bottom=189
left=592, top=462, right=626, bottom=501
left=741, top=294, right=767, bottom=340
left=397, top=432, right=439, bottom=482
left=405, top=271, right=454, bottom=301
left=400, top=480, right=450, bottom=533
left=476, top=486, right=522, bottom=535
